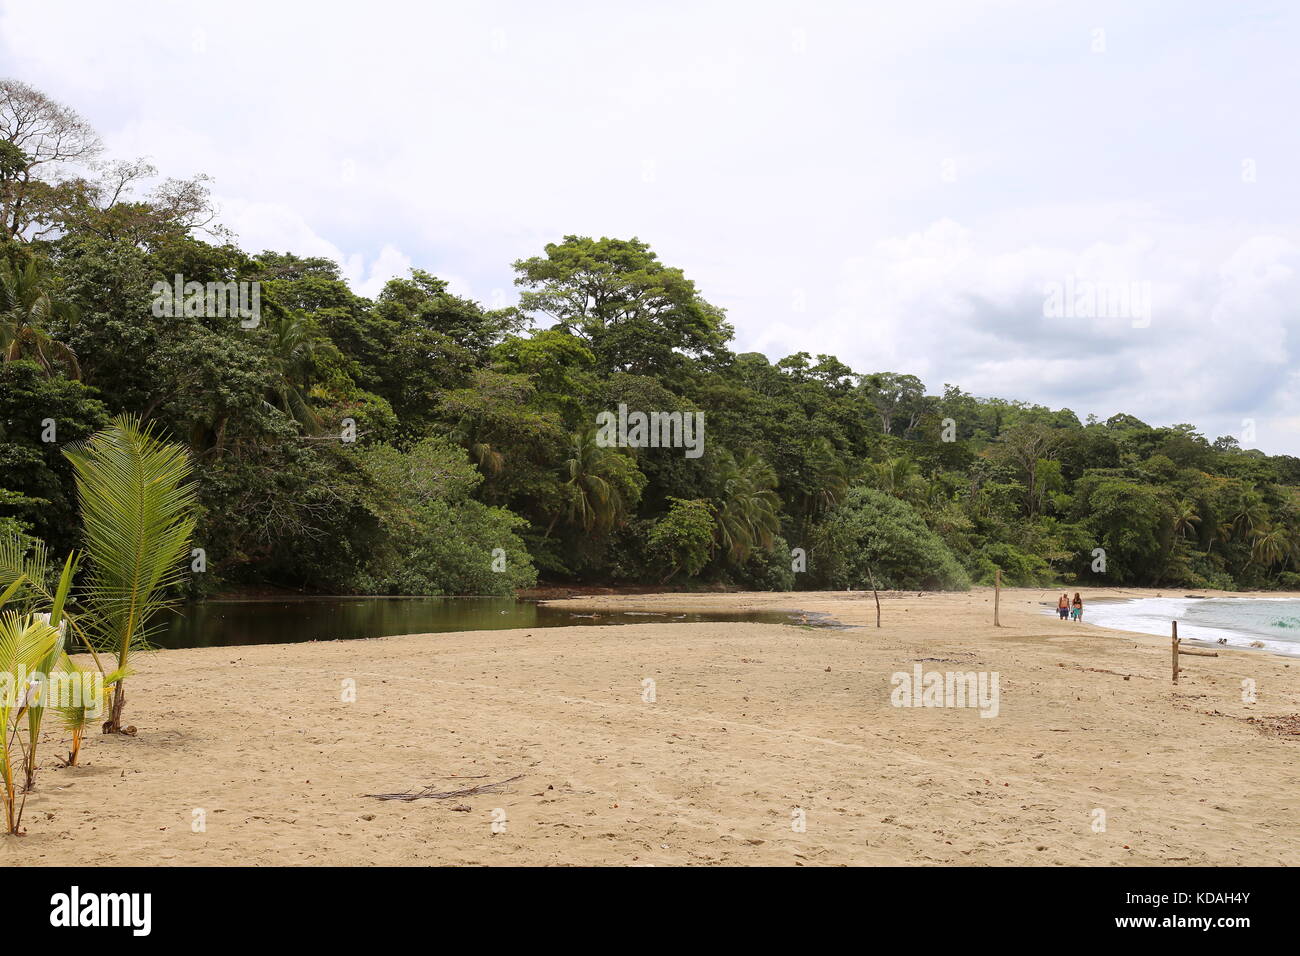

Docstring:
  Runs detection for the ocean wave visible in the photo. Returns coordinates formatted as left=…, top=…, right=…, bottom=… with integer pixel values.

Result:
left=1047, top=597, right=1300, bottom=657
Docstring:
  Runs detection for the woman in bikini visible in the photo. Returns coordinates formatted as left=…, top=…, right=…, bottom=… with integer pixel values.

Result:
left=1071, top=592, right=1084, bottom=621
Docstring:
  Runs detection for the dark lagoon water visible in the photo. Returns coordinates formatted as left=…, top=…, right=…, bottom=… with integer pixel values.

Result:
left=155, top=597, right=833, bottom=649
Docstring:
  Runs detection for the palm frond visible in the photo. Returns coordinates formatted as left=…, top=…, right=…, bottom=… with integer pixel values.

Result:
left=0, top=612, right=61, bottom=832
left=63, top=415, right=197, bottom=730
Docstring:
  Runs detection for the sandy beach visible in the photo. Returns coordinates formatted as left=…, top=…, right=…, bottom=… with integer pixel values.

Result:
left=5, top=587, right=1297, bottom=866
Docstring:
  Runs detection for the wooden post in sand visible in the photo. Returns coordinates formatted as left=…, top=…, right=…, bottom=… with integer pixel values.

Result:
left=1171, top=620, right=1179, bottom=684
left=866, top=566, right=881, bottom=628
left=993, top=569, right=1002, bottom=627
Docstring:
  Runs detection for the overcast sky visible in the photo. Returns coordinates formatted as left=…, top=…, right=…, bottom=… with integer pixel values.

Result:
left=3, top=0, right=1298, bottom=453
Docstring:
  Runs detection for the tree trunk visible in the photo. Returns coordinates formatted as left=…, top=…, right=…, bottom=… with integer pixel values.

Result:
left=866, top=566, right=881, bottom=628
left=103, top=682, right=126, bottom=734
left=993, top=569, right=1002, bottom=627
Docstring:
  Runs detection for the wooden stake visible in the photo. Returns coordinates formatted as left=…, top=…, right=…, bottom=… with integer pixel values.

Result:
left=1171, top=620, right=1179, bottom=684
left=867, top=566, right=881, bottom=628
left=993, top=569, right=1002, bottom=627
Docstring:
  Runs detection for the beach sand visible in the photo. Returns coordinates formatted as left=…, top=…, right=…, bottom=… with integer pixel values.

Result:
left=6, top=587, right=1297, bottom=866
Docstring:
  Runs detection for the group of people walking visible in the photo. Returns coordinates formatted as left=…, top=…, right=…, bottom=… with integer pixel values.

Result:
left=1057, top=592, right=1084, bottom=621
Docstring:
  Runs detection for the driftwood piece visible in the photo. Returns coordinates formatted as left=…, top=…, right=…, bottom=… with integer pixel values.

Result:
left=1173, top=620, right=1219, bottom=683
left=367, top=774, right=525, bottom=802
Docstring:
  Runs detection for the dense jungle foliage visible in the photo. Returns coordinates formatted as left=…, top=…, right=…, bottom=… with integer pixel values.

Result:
left=3, top=81, right=1299, bottom=596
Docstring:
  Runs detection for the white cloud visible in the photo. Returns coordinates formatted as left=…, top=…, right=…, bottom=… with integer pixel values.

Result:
left=3, top=0, right=1300, bottom=451
left=215, top=197, right=413, bottom=298
left=342, top=246, right=414, bottom=301
left=812, top=219, right=1300, bottom=448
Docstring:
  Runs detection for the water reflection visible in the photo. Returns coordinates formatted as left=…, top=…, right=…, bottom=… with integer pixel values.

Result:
left=157, top=597, right=826, bottom=649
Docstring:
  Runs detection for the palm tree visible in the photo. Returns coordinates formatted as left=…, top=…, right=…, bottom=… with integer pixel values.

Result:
left=1211, top=517, right=1234, bottom=552
left=0, top=538, right=106, bottom=672
left=0, top=576, right=62, bottom=834
left=1230, top=494, right=1268, bottom=537
left=0, top=257, right=80, bottom=378
left=552, top=429, right=635, bottom=535
left=264, top=312, right=322, bottom=433
left=1171, top=500, right=1201, bottom=539
left=870, top=455, right=919, bottom=498
left=798, top=437, right=849, bottom=518
left=1250, top=525, right=1289, bottom=568
left=20, top=551, right=77, bottom=791
left=713, top=450, right=781, bottom=563
left=54, top=656, right=124, bottom=767
left=63, top=416, right=198, bottom=733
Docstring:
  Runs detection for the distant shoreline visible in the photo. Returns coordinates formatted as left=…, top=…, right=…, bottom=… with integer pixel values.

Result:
left=1061, top=594, right=1300, bottom=658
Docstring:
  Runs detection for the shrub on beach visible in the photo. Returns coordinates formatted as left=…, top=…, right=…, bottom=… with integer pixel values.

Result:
left=351, top=437, right=537, bottom=596
left=970, top=542, right=1053, bottom=586
left=728, top=534, right=796, bottom=591
left=358, top=498, right=535, bottom=596
left=646, top=497, right=715, bottom=583
left=810, top=487, right=970, bottom=591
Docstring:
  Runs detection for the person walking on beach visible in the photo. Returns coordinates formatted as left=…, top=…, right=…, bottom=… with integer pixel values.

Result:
left=1071, top=592, right=1084, bottom=622
left=1057, top=593, right=1070, bottom=620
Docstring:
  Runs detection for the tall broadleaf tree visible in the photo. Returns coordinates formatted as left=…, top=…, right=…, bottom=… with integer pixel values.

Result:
left=513, top=235, right=733, bottom=378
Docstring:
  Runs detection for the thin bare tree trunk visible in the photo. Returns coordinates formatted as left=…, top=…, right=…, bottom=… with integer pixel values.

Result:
left=103, top=682, right=126, bottom=734
left=993, top=569, right=1002, bottom=627
left=866, top=566, right=881, bottom=628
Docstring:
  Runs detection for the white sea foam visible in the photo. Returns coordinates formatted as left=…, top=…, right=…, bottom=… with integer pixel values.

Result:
left=1043, top=597, right=1300, bottom=657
